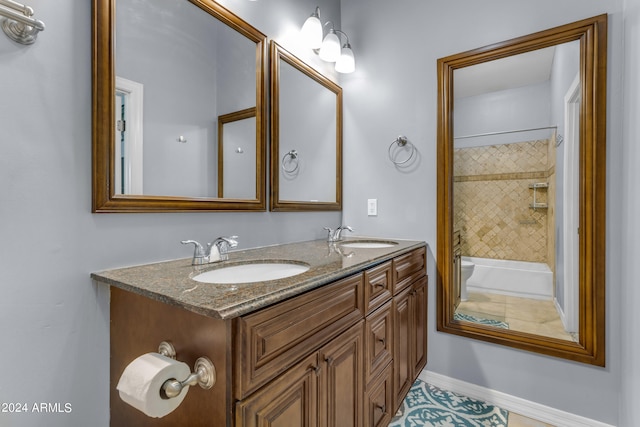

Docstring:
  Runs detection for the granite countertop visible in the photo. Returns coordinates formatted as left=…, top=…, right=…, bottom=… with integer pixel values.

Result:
left=91, top=237, right=426, bottom=320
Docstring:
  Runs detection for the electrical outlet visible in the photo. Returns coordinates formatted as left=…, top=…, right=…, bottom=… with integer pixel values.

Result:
left=367, top=199, right=378, bottom=216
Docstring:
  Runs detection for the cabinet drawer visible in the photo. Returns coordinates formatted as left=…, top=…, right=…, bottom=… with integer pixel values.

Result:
left=365, top=300, right=393, bottom=385
left=393, top=246, right=426, bottom=294
left=364, top=362, right=393, bottom=427
left=235, top=274, right=364, bottom=399
left=364, top=261, right=392, bottom=314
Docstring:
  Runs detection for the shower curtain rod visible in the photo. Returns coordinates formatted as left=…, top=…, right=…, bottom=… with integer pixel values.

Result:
left=454, top=125, right=558, bottom=140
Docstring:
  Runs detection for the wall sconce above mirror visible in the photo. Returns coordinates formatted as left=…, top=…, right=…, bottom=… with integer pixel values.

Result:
left=269, top=41, right=342, bottom=211
left=437, top=15, right=607, bottom=365
left=300, top=6, right=355, bottom=74
left=92, top=0, right=267, bottom=212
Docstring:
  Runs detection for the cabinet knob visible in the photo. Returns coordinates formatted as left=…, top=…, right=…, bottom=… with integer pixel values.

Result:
left=310, top=364, right=322, bottom=376
left=375, top=403, right=386, bottom=414
left=325, top=356, right=334, bottom=365
left=375, top=336, right=386, bottom=346
left=372, top=282, right=385, bottom=289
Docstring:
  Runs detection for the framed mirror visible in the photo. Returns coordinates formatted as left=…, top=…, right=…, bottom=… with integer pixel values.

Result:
left=92, top=0, right=267, bottom=212
left=437, top=15, right=607, bottom=365
left=269, top=41, right=342, bottom=211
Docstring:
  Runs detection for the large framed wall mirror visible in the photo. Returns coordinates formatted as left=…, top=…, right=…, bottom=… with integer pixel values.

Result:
left=269, top=41, right=342, bottom=211
left=92, top=0, right=267, bottom=212
left=437, top=15, right=607, bottom=365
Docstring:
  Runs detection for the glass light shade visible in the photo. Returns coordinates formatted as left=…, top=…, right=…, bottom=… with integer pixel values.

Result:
left=300, top=15, right=322, bottom=49
left=335, top=45, right=355, bottom=73
left=318, top=31, right=341, bottom=62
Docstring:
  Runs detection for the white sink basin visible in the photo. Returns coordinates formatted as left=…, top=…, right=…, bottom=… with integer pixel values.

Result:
left=339, top=240, right=397, bottom=249
left=192, top=262, right=310, bottom=284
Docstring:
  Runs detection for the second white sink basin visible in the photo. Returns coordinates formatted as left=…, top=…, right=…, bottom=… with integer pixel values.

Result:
left=193, top=262, right=310, bottom=284
left=340, top=240, right=398, bottom=249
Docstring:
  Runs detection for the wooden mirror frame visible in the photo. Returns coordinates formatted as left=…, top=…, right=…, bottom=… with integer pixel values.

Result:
left=269, top=41, right=343, bottom=211
left=436, top=15, right=607, bottom=365
left=92, top=0, right=267, bottom=212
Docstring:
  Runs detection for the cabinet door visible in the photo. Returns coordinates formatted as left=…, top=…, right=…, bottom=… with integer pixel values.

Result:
left=365, top=300, right=393, bottom=384
left=364, top=363, right=393, bottom=427
left=393, top=286, right=412, bottom=411
left=319, top=321, right=364, bottom=427
left=411, top=277, right=428, bottom=376
left=236, top=353, right=319, bottom=427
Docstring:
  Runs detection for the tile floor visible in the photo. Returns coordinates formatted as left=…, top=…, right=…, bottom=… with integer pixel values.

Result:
left=456, top=291, right=577, bottom=341
left=508, top=412, right=555, bottom=426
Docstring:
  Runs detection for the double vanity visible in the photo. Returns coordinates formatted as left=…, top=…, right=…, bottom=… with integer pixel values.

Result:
left=93, top=238, right=428, bottom=427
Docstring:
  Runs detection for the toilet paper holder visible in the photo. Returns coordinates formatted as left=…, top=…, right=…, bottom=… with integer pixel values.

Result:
left=157, top=341, right=216, bottom=399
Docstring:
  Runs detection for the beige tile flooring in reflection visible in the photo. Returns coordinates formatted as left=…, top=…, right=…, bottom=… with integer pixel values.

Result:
left=456, top=291, right=577, bottom=341
left=508, top=412, right=555, bottom=426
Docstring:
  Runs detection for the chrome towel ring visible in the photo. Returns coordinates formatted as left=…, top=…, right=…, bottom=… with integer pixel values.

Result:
left=282, top=149, right=300, bottom=173
left=388, top=136, right=416, bottom=166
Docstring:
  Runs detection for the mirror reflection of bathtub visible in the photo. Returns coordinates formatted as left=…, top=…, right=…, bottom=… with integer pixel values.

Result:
left=454, top=256, right=577, bottom=342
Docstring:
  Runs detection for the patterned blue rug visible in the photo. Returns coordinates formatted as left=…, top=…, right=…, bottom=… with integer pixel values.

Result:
left=454, top=312, right=509, bottom=329
left=389, top=380, right=509, bottom=427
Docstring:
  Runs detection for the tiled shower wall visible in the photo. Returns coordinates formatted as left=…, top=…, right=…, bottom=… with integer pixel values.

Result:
left=453, top=139, right=555, bottom=267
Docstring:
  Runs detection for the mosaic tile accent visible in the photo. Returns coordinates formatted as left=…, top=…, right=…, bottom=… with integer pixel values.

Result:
left=454, top=139, right=555, bottom=264
left=390, top=380, right=509, bottom=427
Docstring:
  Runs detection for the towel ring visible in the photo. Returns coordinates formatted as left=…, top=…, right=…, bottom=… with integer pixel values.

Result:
left=388, top=136, right=416, bottom=165
left=282, top=150, right=299, bottom=173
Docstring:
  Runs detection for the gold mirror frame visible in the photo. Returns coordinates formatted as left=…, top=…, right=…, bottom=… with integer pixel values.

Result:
left=269, top=41, right=343, bottom=211
left=92, top=0, right=267, bottom=212
left=436, top=15, right=607, bottom=365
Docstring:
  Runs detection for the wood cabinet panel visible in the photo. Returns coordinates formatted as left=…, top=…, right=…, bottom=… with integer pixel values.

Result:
left=393, top=287, right=412, bottom=410
left=235, top=274, right=364, bottom=399
left=364, top=363, right=393, bottom=427
left=319, top=321, right=364, bottom=427
left=392, top=246, right=426, bottom=294
left=110, top=288, right=232, bottom=427
left=364, top=300, right=393, bottom=385
left=364, top=261, right=392, bottom=314
left=236, top=352, right=319, bottom=427
left=412, top=277, right=428, bottom=375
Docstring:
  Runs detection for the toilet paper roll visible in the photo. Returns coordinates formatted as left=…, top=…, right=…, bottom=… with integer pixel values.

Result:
left=117, top=352, right=192, bottom=418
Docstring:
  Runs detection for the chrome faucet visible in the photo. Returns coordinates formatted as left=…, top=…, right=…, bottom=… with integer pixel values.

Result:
left=324, top=225, right=353, bottom=242
left=181, top=236, right=239, bottom=265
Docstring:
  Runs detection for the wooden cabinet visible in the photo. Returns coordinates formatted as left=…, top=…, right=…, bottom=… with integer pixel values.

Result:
left=392, top=250, right=428, bottom=412
left=109, top=246, right=427, bottom=427
left=235, top=352, right=320, bottom=427
left=237, top=322, right=364, bottom=427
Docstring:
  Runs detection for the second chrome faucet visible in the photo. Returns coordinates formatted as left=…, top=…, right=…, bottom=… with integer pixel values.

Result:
left=324, top=225, right=353, bottom=242
left=182, top=236, right=238, bottom=265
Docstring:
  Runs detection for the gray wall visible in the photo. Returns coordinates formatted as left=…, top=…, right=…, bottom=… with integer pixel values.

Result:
left=2, top=0, right=639, bottom=426
left=341, top=0, right=623, bottom=425
left=621, top=0, right=640, bottom=424
left=0, top=0, right=340, bottom=426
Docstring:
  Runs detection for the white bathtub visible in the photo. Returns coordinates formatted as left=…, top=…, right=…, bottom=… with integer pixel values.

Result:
left=463, top=256, right=553, bottom=300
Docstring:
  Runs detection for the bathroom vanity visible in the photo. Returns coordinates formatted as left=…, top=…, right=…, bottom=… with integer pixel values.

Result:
left=92, top=238, right=427, bottom=427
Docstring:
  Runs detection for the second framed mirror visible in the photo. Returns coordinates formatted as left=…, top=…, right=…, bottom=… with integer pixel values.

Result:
left=270, top=41, right=343, bottom=211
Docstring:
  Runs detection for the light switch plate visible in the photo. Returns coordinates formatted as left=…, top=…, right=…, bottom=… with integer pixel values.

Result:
left=367, top=199, right=378, bottom=216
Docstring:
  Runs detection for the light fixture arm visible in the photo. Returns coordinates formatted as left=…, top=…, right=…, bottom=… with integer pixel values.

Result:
left=334, top=29, right=350, bottom=47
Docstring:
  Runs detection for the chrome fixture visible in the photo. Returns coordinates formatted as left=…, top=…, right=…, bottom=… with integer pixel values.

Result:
left=157, top=341, right=216, bottom=399
left=300, top=7, right=355, bottom=73
left=282, top=149, right=299, bottom=174
left=388, top=135, right=417, bottom=166
left=324, top=225, right=353, bottom=242
left=0, top=0, right=45, bottom=45
left=181, top=236, right=239, bottom=265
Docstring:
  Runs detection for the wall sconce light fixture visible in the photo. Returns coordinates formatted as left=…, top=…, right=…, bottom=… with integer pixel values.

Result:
left=300, top=6, right=355, bottom=74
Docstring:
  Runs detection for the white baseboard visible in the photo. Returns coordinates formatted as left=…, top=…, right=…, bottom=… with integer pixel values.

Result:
left=418, top=370, right=615, bottom=427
